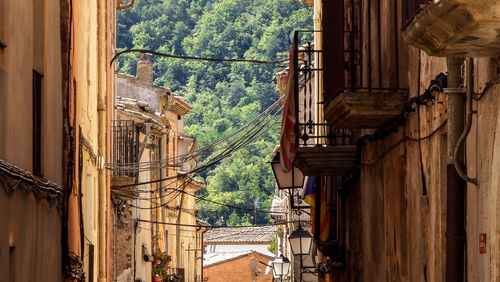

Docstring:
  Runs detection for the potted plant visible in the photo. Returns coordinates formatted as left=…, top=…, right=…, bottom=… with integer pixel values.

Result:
left=152, top=252, right=171, bottom=282
left=151, top=233, right=171, bottom=281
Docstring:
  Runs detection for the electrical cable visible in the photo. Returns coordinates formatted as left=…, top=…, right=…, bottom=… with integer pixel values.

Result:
left=110, top=49, right=288, bottom=66
left=473, top=78, right=500, bottom=101
left=135, top=218, right=308, bottom=229
left=112, top=106, right=282, bottom=188
left=113, top=186, right=287, bottom=215
left=361, top=119, right=447, bottom=166
left=107, top=94, right=285, bottom=170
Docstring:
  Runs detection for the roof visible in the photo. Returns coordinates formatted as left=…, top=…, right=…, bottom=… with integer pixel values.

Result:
left=116, top=72, right=170, bottom=94
left=204, top=225, right=276, bottom=244
left=168, top=95, right=193, bottom=115
left=115, top=96, right=170, bottom=132
left=197, top=218, right=211, bottom=227
left=203, top=250, right=273, bottom=268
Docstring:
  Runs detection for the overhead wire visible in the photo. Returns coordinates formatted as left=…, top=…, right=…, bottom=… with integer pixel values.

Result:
left=111, top=103, right=283, bottom=188
left=110, top=49, right=288, bottom=66
left=114, top=186, right=286, bottom=215
left=135, top=219, right=309, bottom=229
left=106, top=93, right=285, bottom=171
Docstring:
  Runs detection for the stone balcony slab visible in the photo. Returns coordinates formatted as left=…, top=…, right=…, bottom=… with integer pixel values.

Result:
left=402, top=0, right=500, bottom=57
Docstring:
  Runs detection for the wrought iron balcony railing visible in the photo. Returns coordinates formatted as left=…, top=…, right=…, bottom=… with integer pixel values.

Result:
left=111, top=120, right=140, bottom=178
left=292, top=31, right=360, bottom=148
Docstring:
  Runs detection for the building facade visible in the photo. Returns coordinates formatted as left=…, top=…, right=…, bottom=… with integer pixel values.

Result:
left=1, top=0, right=118, bottom=281
left=278, top=0, right=500, bottom=281
left=204, top=251, right=274, bottom=282
left=0, top=2, right=64, bottom=280
left=111, top=57, right=206, bottom=282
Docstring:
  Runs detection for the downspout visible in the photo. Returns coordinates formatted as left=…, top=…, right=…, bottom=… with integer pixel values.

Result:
left=176, top=178, right=185, bottom=271
left=445, top=57, right=466, bottom=282
left=97, top=0, right=107, bottom=281
left=105, top=0, right=114, bottom=280
left=200, top=226, right=208, bottom=282
left=454, top=58, right=477, bottom=185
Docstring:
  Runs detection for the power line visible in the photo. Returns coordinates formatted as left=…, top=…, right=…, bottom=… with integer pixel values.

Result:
left=111, top=106, right=282, bottom=188
left=107, top=94, right=285, bottom=170
left=110, top=49, right=288, bottom=66
left=135, top=218, right=305, bottom=229
left=113, top=186, right=286, bottom=215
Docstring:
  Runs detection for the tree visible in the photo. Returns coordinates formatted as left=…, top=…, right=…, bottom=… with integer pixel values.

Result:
left=116, top=0, right=313, bottom=225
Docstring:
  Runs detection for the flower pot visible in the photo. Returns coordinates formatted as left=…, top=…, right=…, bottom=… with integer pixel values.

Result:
left=153, top=275, right=163, bottom=282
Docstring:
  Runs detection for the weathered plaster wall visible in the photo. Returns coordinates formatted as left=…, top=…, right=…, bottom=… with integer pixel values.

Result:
left=0, top=189, right=62, bottom=282
left=0, top=0, right=63, bottom=184
left=466, top=57, right=500, bottom=282
left=117, top=74, right=165, bottom=112
left=73, top=0, right=106, bottom=279
left=352, top=47, right=500, bottom=282
left=0, top=0, right=64, bottom=281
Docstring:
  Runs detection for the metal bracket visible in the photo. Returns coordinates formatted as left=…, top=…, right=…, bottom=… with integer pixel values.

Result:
left=443, top=87, right=466, bottom=94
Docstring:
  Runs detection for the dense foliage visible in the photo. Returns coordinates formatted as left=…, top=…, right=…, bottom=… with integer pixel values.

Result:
left=117, top=0, right=312, bottom=226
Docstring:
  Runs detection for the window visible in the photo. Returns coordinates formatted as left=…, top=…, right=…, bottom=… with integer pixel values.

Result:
left=33, top=70, right=43, bottom=176
left=0, top=0, right=5, bottom=48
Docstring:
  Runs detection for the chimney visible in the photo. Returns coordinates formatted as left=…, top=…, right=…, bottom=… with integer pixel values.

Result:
left=136, top=54, right=153, bottom=83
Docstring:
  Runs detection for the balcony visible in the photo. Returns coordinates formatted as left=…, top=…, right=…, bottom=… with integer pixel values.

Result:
left=294, top=125, right=359, bottom=176
left=287, top=34, right=360, bottom=176
left=110, top=120, right=139, bottom=196
left=320, top=0, right=408, bottom=129
left=324, top=89, right=408, bottom=129
left=402, top=0, right=500, bottom=57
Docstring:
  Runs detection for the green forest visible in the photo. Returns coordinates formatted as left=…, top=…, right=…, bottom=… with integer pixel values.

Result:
left=116, top=0, right=312, bottom=226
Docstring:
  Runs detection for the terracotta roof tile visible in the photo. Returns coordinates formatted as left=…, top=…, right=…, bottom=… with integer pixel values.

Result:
left=204, top=226, right=275, bottom=244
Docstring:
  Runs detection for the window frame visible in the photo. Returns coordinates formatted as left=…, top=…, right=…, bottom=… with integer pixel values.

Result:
left=33, top=70, right=43, bottom=176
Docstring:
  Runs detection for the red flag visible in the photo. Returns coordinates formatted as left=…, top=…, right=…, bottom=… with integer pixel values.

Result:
left=279, top=40, right=297, bottom=172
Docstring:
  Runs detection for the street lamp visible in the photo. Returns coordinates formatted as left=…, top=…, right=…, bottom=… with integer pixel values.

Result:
left=288, top=224, right=313, bottom=256
left=289, top=224, right=313, bottom=281
left=271, top=254, right=291, bottom=281
left=270, top=152, right=304, bottom=190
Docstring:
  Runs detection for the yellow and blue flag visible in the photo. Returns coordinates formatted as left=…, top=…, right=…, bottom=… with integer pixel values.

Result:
left=302, top=176, right=330, bottom=241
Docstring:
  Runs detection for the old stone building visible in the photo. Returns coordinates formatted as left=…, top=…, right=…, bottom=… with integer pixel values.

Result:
left=276, top=0, right=500, bottom=281
left=112, top=57, right=206, bottom=282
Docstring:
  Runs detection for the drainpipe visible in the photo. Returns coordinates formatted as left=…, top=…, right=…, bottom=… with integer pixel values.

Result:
left=105, top=0, right=113, bottom=280
left=445, top=57, right=465, bottom=282
left=454, top=58, right=477, bottom=185
left=97, top=0, right=107, bottom=281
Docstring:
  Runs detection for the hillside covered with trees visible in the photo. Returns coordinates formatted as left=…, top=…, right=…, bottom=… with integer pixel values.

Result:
left=116, top=0, right=312, bottom=226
